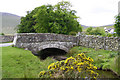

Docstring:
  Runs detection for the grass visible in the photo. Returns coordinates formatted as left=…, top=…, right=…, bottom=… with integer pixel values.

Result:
left=0, top=42, right=13, bottom=44
left=2, top=46, right=56, bottom=78
left=67, top=46, right=120, bottom=76
left=1, top=46, right=120, bottom=78
left=83, top=25, right=114, bottom=32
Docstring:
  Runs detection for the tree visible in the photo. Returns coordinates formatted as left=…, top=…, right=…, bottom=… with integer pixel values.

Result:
left=17, top=1, right=81, bottom=35
left=86, top=27, right=106, bottom=36
left=86, top=27, right=93, bottom=33
left=114, top=14, right=120, bottom=37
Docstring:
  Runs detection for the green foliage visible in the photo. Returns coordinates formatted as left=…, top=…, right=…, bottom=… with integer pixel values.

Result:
left=86, top=27, right=93, bottom=34
left=2, top=47, right=55, bottom=78
left=107, top=33, right=113, bottom=37
left=69, top=31, right=77, bottom=36
left=86, top=27, right=106, bottom=36
left=91, top=28, right=106, bottom=36
left=108, top=53, right=118, bottom=58
left=68, top=46, right=120, bottom=76
left=114, top=14, right=120, bottom=37
left=102, top=64, right=110, bottom=69
left=111, top=55, right=120, bottom=76
left=38, top=53, right=98, bottom=79
left=17, top=1, right=81, bottom=35
left=112, top=33, right=117, bottom=37
left=0, top=33, right=5, bottom=35
left=17, top=10, right=37, bottom=33
left=78, top=25, right=82, bottom=32
left=106, top=33, right=117, bottom=37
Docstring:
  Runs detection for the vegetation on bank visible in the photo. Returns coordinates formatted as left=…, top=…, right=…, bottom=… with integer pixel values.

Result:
left=39, top=53, right=98, bottom=79
left=2, top=46, right=56, bottom=78
left=2, top=46, right=120, bottom=78
left=67, top=46, right=120, bottom=76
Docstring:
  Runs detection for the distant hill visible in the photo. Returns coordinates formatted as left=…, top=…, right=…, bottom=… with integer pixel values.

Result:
left=0, top=12, right=21, bottom=34
left=82, top=24, right=114, bottom=31
left=94, top=24, right=114, bottom=30
left=99, top=24, right=114, bottom=27
left=81, top=24, right=89, bottom=29
left=81, top=24, right=97, bottom=30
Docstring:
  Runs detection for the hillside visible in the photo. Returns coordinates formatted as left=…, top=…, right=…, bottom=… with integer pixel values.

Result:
left=83, top=24, right=114, bottom=31
left=0, top=12, right=21, bottom=34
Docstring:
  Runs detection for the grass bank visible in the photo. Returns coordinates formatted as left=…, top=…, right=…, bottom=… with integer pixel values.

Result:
left=2, top=46, right=56, bottom=78
left=1, top=46, right=120, bottom=78
left=67, top=46, right=120, bottom=76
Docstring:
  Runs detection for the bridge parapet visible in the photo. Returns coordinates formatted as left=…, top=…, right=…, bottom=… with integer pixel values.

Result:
left=14, top=33, right=78, bottom=54
left=15, top=33, right=77, bottom=43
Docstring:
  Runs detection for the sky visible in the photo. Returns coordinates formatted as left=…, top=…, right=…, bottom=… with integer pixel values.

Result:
left=0, top=0, right=120, bottom=26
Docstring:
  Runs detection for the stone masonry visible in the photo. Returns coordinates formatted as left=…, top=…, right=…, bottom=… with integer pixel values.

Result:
left=14, top=33, right=77, bottom=54
left=14, top=33, right=120, bottom=55
left=0, top=35, right=14, bottom=42
left=78, top=35, right=120, bottom=51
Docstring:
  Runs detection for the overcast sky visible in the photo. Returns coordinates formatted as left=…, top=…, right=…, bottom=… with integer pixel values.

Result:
left=0, top=0, right=120, bottom=26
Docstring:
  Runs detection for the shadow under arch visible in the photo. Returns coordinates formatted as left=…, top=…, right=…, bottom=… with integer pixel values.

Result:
left=38, top=48, right=67, bottom=60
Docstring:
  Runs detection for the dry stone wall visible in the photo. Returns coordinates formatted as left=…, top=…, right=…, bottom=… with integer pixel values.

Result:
left=78, top=35, right=120, bottom=51
left=0, top=35, right=14, bottom=42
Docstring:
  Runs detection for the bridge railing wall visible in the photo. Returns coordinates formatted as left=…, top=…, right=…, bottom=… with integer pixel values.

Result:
left=14, top=33, right=78, bottom=50
left=14, top=33, right=77, bottom=43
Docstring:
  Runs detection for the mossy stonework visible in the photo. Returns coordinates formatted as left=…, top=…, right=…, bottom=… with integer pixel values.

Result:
left=14, top=33, right=120, bottom=53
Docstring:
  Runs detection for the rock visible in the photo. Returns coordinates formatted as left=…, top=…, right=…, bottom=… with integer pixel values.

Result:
left=98, top=55, right=103, bottom=57
left=53, top=56, right=67, bottom=61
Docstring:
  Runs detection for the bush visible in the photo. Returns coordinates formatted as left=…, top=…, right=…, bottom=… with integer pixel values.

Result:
left=108, top=53, right=117, bottom=58
left=107, top=33, right=113, bottom=37
left=106, top=33, right=117, bottom=37
left=0, top=33, right=4, bottom=35
left=86, top=27, right=93, bottom=35
left=113, top=33, right=117, bottom=37
left=69, top=31, right=77, bottom=36
left=91, top=28, right=106, bottom=36
left=86, top=27, right=106, bottom=36
left=38, top=53, right=99, bottom=79
left=114, top=15, right=120, bottom=37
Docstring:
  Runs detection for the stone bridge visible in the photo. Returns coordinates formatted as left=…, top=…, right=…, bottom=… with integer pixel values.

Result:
left=13, top=33, right=78, bottom=59
left=13, top=33, right=120, bottom=59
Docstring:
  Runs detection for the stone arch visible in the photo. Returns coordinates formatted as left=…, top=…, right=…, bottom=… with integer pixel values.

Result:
left=38, top=44, right=69, bottom=52
left=37, top=44, right=69, bottom=60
